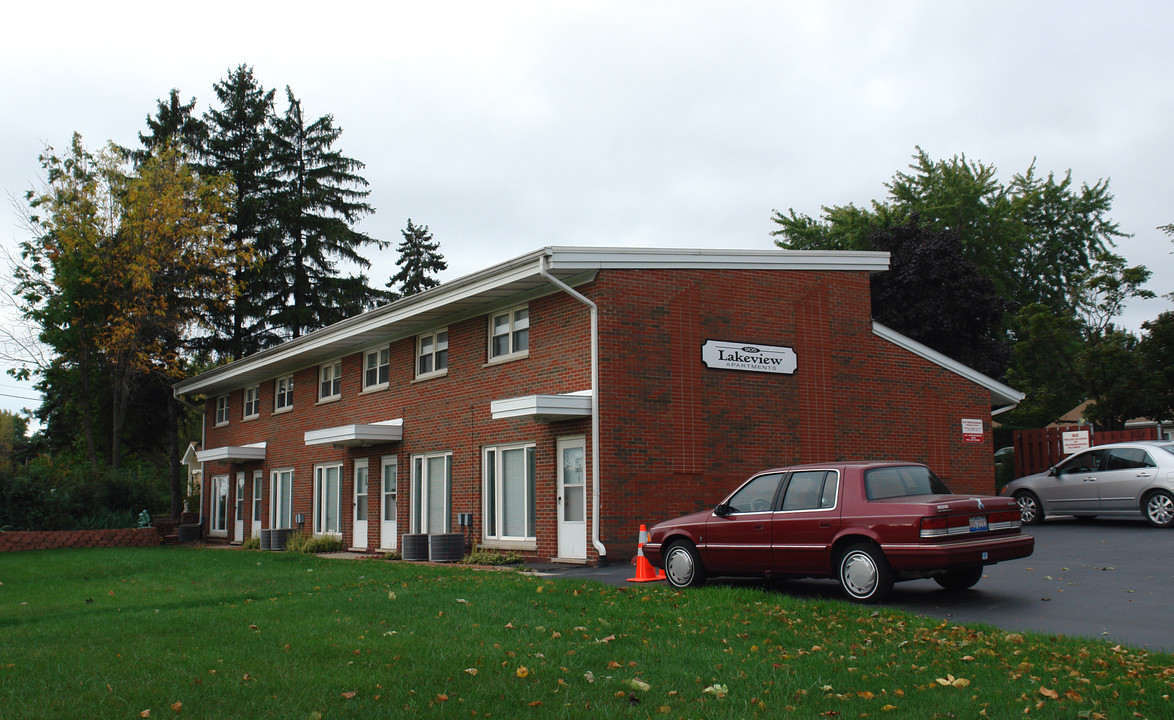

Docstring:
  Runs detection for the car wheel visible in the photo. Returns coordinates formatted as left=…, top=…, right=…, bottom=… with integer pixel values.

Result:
left=1143, top=491, right=1174, bottom=528
left=663, top=540, right=708, bottom=588
left=837, top=543, right=893, bottom=604
left=1014, top=491, right=1044, bottom=525
left=933, top=567, right=984, bottom=591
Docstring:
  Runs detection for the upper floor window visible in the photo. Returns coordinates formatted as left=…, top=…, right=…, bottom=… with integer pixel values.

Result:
left=243, top=385, right=260, bottom=419
left=214, top=395, right=230, bottom=426
left=417, top=330, right=449, bottom=377
left=274, top=375, right=294, bottom=412
left=490, top=307, right=529, bottom=359
left=364, top=348, right=390, bottom=390
left=319, top=360, right=342, bottom=401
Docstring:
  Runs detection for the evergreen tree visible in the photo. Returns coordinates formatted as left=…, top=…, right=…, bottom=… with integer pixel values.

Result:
left=129, top=89, right=207, bottom=165
left=268, top=87, right=385, bottom=338
left=202, top=64, right=277, bottom=359
left=388, top=219, right=446, bottom=299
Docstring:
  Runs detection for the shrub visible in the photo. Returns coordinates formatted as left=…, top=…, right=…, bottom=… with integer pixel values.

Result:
left=285, top=531, right=344, bottom=555
left=241, top=535, right=261, bottom=550
left=462, top=545, right=525, bottom=565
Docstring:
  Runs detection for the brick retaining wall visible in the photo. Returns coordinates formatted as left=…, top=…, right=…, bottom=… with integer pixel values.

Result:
left=0, top=527, right=161, bottom=552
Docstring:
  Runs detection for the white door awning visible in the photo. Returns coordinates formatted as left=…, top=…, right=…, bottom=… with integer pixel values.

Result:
left=196, top=443, right=267, bottom=463
left=304, top=419, right=404, bottom=448
left=490, top=391, right=593, bottom=422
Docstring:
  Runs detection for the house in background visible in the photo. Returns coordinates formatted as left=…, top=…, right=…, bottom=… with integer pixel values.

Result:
left=1051, top=400, right=1173, bottom=441
left=173, top=246, right=1023, bottom=563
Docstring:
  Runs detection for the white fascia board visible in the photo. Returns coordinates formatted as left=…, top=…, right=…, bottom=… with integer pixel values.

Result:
left=195, top=442, right=267, bottom=463
left=545, top=246, right=891, bottom=272
left=304, top=419, right=404, bottom=447
left=491, top=390, right=593, bottom=420
left=872, top=322, right=1025, bottom=407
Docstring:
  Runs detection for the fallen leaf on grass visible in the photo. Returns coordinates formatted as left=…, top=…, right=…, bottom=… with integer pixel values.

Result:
left=703, top=684, right=729, bottom=699
left=627, top=679, right=651, bottom=692
left=464, top=668, right=478, bottom=676
left=1039, top=686, right=1059, bottom=700
left=516, top=666, right=530, bottom=678
left=597, top=634, right=616, bottom=644
left=171, top=701, right=182, bottom=713
left=935, top=675, right=970, bottom=688
left=341, top=691, right=356, bottom=699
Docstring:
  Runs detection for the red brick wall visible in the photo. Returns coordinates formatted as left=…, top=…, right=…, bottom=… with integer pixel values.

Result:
left=196, top=267, right=998, bottom=564
left=0, top=528, right=160, bottom=552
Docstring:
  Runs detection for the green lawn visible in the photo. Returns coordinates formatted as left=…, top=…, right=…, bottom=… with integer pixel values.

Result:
left=0, top=547, right=1170, bottom=719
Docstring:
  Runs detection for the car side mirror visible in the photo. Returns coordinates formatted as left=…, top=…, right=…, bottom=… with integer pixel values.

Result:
left=1048, top=467, right=1059, bottom=477
left=714, top=503, right=730, bottom=517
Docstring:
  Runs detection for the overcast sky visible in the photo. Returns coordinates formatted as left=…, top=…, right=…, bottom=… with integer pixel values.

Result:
left=2, top=1, right=1172, bottom=421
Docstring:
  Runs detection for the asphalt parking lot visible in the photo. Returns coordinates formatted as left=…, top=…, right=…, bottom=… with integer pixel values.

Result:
left=533, top=518, right=1174, bottom=654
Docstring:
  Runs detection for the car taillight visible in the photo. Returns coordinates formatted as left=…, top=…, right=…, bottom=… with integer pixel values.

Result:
left=920, top=511, right=1020, bottom=539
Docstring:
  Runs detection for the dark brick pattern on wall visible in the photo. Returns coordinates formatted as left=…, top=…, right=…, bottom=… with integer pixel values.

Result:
left=197, top=267, right=997, bottom=564
left=0, top=528, right=160, bottom=552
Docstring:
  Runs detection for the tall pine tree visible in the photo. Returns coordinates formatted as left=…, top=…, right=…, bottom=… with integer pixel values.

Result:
left=388, top=219, right=446, bottom=299
left=202, top=64, right=277, bottom=359
left=268, top=87, right=385, bottom=338
left=129, top=89, right=207, bottom=165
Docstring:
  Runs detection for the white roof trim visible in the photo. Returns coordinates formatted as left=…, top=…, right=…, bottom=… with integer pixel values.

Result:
left=174, top=246, right=889, bottom=398
left=491, top=390, right=593, bottom=421
left=872, top=322, right=1024, bottom=407
left=195, top=442, right=267, bottom=463
left=304, top=419, right=404, bottom=447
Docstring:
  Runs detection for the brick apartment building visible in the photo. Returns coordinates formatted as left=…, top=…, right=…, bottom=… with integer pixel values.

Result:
left=173, top=246, right=1022, bottom=564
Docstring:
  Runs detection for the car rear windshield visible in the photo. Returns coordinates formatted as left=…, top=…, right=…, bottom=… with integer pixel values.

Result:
left=864, top=466, right=952, bottom=500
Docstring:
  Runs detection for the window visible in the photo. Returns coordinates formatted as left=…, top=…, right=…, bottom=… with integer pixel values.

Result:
left=484, top=444, right=536, bottom=541
left=490, top=307, right=529, bottom=359
left=314, top=463, right=342, bottom=536
left=724, top=473, right=783, bottom=513
left=364, top=348, right=390, bottom=390
left=319, top=361, right=342, bottom=401
left=252, top=471, right=263, bottom=526
left=417, top=330, right=449, bottom=377
left=214, top=396, right=230, bottom=426
left=382, top=456, right=398, bottom=527
left=410, top=452, right=451, bottom=534
left=243, top=385, right=260, bottom=419
left=864, top=465, right=951, bottom=500
left=210, top=475, right=229, bottom=535
left=270, top=469, right=294, bottom=530
left=274, top=375, right=294, bottom=412
left=1106, top=448, right=1155, bottom=470
left=780, top=471, right=839, bottom=511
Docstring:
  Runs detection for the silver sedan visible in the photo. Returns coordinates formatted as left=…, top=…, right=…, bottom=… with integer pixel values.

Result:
left=1002, top=441, right=1174, bottom=527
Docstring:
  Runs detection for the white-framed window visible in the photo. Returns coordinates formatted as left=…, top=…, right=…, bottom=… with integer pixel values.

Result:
left=319, top=360, right=342, bottom=401
left=270, top=468, right=294, bottom=530
left=314, top=463, right=343, bottom=536
left=483, top=443, right=537, bottom=541
left=410, top=452, right=451, bottom=534
left=382, top=455, right=398, bottom=526
left=243, top=385, right=260, bottom=419
left=252, top=471, right=264, bottom=524
left=489, top=307, right=529, bottom=359
left=364, top=347, right=390, bottom=390
left=210, top=474, right=229, bottom=535
left=214, top=396, right=230, bottom=426
left=274, top=375, right=294, bottom=412
left=417, top=330, right=449, bottom=377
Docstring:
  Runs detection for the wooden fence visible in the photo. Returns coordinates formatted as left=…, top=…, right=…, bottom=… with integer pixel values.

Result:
left=1012, top=425, right=1160, bottom=478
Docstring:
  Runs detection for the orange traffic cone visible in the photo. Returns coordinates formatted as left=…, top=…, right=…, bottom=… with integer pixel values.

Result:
left=627, top=524, right=666, bottom=582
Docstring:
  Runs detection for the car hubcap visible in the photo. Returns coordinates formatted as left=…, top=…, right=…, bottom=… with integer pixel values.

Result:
left=1017, top=495, right=1037, bottom=523
left=842, top=551, right=878, bottom=597
left=665, top=547, right=694, bottom=586
left=1148, top=495, right=1174, bottom=525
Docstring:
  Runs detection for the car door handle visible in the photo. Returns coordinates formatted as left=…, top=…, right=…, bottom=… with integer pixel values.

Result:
left=1137, top=472, right=1154, bottom=479
left=754, top=524, right=765, bottom=531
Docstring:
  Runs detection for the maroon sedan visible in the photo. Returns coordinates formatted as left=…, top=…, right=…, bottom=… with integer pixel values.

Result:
left=643, top=461, right=1034, bottom=603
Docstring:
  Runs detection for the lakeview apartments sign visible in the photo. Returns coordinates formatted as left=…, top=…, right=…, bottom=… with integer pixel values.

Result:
left=701, top=340, right=797, bottom=375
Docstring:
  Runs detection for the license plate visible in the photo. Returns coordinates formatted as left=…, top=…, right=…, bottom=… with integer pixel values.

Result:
left=969, top=515, right=988, bottom=533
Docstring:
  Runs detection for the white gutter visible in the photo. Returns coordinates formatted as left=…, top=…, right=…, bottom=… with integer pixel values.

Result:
left=539, top=255, right=607, bottom=561
left=198, top=409, right=206, bottom=530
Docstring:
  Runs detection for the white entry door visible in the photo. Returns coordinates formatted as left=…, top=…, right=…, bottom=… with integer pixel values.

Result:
left=233, top=472, right=245, bottom=542
left=381, top=456, right=398, bottom=549
left=557, top=437, right=587, bottom=560
left=353, top=459, right=369, bottom=550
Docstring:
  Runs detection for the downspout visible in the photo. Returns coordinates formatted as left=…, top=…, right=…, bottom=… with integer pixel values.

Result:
left=539, top=255, right=607, bottom=562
